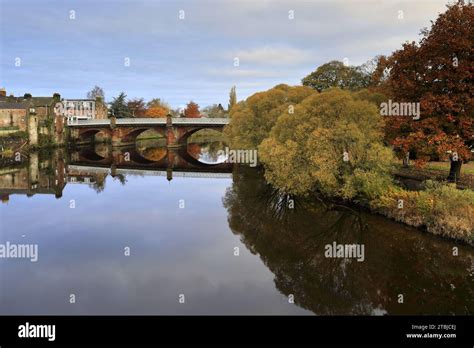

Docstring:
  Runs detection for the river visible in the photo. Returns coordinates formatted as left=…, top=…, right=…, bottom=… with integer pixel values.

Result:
left=0, top=140, right=472, bottom=315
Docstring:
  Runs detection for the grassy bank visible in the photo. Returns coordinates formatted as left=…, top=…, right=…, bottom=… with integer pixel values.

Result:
left=371, top=182, right=474, bottom=245
left=394, top=162, right=474, bottom=190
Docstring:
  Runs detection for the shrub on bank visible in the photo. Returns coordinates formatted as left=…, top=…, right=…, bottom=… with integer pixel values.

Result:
left=372, top=181, right=474, bottom=244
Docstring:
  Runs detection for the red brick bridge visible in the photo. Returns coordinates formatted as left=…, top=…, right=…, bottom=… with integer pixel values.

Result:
left=67, top=115, right=229, bottom=147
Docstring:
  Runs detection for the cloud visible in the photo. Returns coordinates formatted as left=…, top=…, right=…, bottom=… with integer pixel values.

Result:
left=0, top=0, right=451, bottom=106
left=228, top=46, right=314, bottom=66
left=206, top=67, right=287, bottom=78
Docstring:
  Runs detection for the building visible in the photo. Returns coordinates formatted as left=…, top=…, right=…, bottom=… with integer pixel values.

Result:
left=59, top=97, right=108, bottom=124
left=0, top=102, right=29, bottom=133
left=0, top=89, right=59, bottom=145
left=0, top=88, right=108, bottom=146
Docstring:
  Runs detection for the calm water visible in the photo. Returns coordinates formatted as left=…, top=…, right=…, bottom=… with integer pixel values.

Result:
left=0, top=141, right=473, bottom=315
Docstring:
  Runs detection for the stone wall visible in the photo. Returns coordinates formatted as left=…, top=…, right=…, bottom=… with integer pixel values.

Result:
left=0, top=109, right=27, bottom=131
left=28, top=114, right=39, bottom=145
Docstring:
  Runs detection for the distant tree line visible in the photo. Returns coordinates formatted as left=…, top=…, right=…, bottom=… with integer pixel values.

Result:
left=86, top=86, right=238, bottom=120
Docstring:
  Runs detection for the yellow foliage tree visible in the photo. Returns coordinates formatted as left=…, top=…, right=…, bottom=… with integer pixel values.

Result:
left=259, top=88, right=395, bottom=198
left=224, top=84, right=314, bottom=150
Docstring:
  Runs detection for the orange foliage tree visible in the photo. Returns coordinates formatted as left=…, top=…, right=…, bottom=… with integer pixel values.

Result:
left=144, top=106, right=168, bottom=118
left=383, top=3, right=473, bottom=181
left=184, top=101, right=200, bottom=118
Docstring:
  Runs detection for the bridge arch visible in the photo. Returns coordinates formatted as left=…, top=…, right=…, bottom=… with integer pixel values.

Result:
left=77, top=148, right=107, bottom=163
left=76, top=129, right=107, bottom=144
left=177, top=127, right=224, bottom=145
left=113, top=127, right=166, bottom=145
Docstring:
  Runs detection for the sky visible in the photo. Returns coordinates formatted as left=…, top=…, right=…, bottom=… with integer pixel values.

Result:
left=0, top=0, right=450, bottom=109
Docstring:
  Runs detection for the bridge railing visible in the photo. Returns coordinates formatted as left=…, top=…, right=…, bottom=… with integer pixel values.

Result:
left=67, top=117, right=230, bottom=127
left=116, top=118, right=167, bottom=125
left=171, top=117, right=230, bottom=125
left=67, top=118, right=110, bottom=126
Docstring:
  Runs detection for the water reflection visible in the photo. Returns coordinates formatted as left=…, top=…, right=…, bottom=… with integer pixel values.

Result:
left=223, top=167, right=474, bottom=315
left=0, top=146, right=472, bottom=315
left=186, top=141, right=227, bottom=164
left=0, top=142, right=233, bottom=202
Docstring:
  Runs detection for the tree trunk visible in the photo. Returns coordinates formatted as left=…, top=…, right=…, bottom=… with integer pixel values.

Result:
left=402, top=152, right=410, bottom=167
left=447, top=160, right=462, bottom=183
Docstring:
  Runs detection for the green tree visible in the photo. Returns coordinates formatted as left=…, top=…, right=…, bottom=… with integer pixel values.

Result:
left=224, top=84, right=314, bottom=150
left=109, top=92, right=131, bottom=118
left=259, top=88, right=394, bottom=198
left=302, top=60, right=370, bottom=91
left=228, top=86, right=237, bottom=111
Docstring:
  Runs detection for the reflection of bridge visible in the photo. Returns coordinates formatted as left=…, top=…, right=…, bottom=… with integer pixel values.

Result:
left=68, top=165, right=232, bottom=179
left=68, top=116, right=229, bottom=147
left=70, top=145, right=233, bottom=181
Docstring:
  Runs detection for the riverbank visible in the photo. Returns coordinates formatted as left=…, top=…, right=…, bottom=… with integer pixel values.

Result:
left=394, top=162, right=474, bottom=190
left=370, top=182, right=473, bottom=245
left=303, top=179, right=474, bottom=245
left=223, top=85, right=473, bottom=246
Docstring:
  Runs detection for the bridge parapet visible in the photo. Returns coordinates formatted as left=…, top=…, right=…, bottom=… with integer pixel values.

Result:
left=171, top=117, right=230, bottom=125
left=67, top=117, right=229, bottom=127
left=67, top=119, right=111, bottom=126
left=116, top=118, right=167, bottom=125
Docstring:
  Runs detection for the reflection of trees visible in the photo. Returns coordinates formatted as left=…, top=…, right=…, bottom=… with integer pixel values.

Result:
left=188, top=141, right=225, bottom=163
left=112, top=173, right=127, bottom=185
left=93, top=173, right=107, bottom=193
left=223, top=167, right=474, bottom=315
left=136, top=146, right=167, bottom=162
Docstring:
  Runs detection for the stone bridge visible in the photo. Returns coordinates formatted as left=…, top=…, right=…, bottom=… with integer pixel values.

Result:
left=67, top=116, right=229, bottom=147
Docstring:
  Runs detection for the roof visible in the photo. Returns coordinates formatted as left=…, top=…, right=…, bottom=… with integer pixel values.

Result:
left=30, top=97, right=54, bottom=106
left=0, top=101, right=29, bottom=109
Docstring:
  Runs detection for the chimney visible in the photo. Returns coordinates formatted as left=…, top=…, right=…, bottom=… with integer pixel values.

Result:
left=0, top=88, right=6, bottom=97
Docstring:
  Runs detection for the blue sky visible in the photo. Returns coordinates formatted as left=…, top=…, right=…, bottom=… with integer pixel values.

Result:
left=0, top=0, right=449, bottom=108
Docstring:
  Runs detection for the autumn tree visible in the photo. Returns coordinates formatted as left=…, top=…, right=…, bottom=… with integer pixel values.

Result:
left=147, top=98, right=170, bottom=110
left=383, top=2, right=473, bottom=181
left=228, top=86, right=237, bottom=111
left=184, top=101, right=200, bottom=118
left=109, top=92, right=131, bottom=118
left=302, top=61, right=371, bottom=91
left=127, top=98, right=146, bottom=117
left=145, top=105, right=168, bottom=117
left=144, top=98, right=170, bottom=118
left=259, top=88, right=394, bottom=198
left=224, top=84, right=315, bottom=150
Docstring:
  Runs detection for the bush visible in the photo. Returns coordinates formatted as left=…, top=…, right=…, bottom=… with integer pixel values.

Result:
left=372, top=181, right=474, bottom=243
